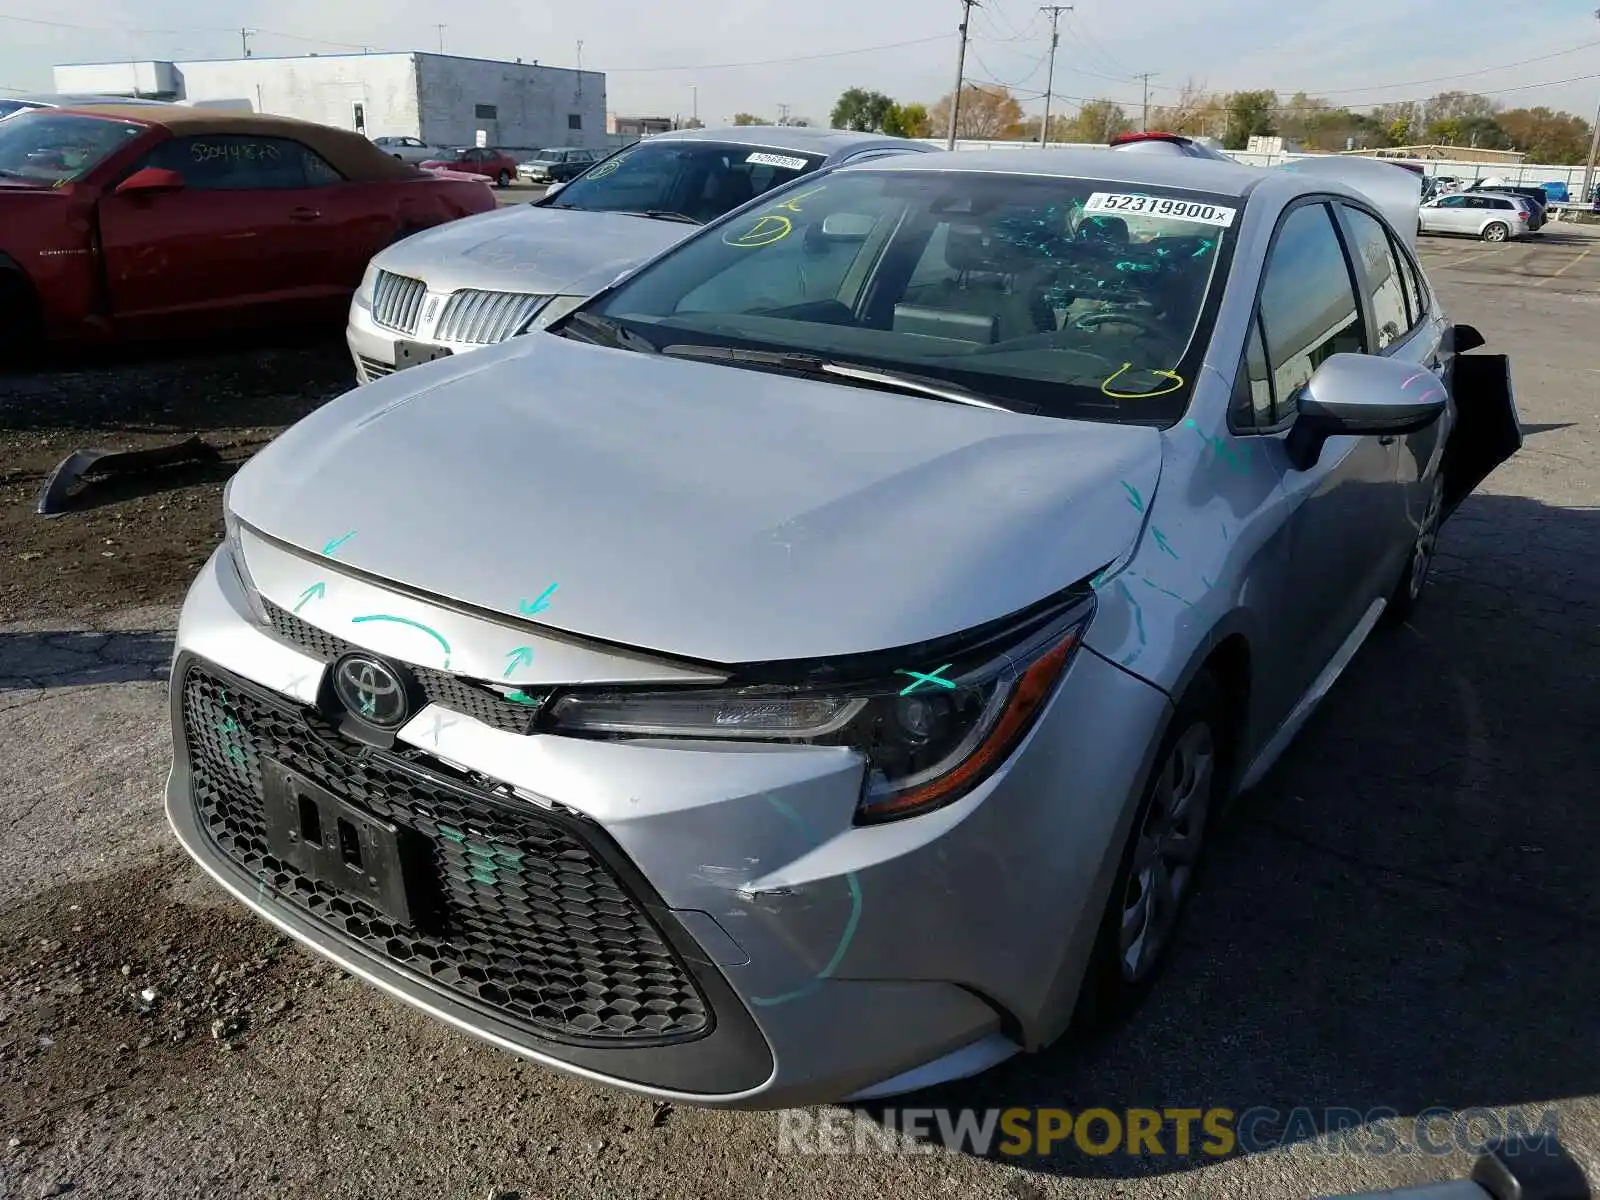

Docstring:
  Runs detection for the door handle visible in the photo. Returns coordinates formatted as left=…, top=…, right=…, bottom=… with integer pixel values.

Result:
left=289, top=207, right=321, bottom=222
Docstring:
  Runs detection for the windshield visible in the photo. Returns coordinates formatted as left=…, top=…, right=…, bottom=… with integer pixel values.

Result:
left=549, top=140, right=826, bottom=224
left=0, top=111, right=145, bottom=183
left=579, top=168, right=1240, bottom=423
left=0, top=99, right=44, bottom=121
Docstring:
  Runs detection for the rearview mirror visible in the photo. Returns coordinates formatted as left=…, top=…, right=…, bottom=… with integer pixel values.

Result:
left=1286, top=353, right=1448, bottom=471
left=115, top=166, right=185, bottom=196
left=819, top=213, right=876, bottom=240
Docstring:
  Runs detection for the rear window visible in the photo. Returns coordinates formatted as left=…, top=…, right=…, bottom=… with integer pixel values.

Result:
left=0, top=111, right=144, bottom=183
left=584, top=169, right=1241, bottom=424
left=546, top=140, right=826, bottom=224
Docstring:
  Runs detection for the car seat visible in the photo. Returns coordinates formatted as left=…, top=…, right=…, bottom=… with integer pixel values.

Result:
left=895, top=224, right=1056, bottom=342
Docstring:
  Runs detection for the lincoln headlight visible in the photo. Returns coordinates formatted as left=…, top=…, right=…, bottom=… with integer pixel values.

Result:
left=545, top=598, right=1093, bottom=823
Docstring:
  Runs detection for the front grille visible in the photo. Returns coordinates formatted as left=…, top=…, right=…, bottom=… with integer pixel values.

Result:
left=355, top=354, right=395, bottom=383
left=182, top=664, right=711, bottom=1044
left=434, top=289, right=548, bottom=345
left=263, top=602, right=545, bottom=735
left=370, top=270, right=429, bottom=335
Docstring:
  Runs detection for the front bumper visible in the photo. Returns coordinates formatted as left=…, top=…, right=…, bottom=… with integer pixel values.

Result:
left=345, top=291, right=511, bottom=385
left=166, top=546, right=1171, bottom=1107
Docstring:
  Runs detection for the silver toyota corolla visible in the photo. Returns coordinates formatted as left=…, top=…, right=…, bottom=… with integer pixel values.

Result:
left=344, top=125, right=931, bottom=383
left=168, top=147, right=1521, bottom=1110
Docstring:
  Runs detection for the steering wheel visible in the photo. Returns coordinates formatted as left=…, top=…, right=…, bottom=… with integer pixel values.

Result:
left=1071, top=310, right=1171, bottom=339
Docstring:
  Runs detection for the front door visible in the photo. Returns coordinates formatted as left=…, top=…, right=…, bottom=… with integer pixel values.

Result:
left=1425, top=195, right=1474, bottom=235
left=1244, top=200, right=1405, bottom=707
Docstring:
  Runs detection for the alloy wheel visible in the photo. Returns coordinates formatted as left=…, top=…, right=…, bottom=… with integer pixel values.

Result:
left=1484, top=223, right=1508, bottom=242
left=1119, top=721, right=1215, bottom=983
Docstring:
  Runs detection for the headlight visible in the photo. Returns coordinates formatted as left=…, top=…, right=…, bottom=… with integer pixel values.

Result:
left=545, top=599, right=1092, bottom=824
left=221, top=481, right=269, bottom=627
left=354, top=259, right=380, bottom=309
left=521, top=294, right=586, bottom=334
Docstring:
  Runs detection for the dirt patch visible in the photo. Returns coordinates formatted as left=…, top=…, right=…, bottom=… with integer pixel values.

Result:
left=0, top=854, right=341, bottom=1197
left=0, top=336, right=354, bottom=624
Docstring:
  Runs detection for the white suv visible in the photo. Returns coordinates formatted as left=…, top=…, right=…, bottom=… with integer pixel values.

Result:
left=1420, top=192, right=1532, bottom=242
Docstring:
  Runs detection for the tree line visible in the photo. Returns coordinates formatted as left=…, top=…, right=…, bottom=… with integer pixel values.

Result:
left=824, top=83, right=1598, bottom=164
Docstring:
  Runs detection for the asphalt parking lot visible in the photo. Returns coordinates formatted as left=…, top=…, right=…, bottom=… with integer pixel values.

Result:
left=1, top=230, right=1597, bottom=1200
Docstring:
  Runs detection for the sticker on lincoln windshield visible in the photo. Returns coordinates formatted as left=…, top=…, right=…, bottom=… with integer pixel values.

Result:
left=746, top=152, right=809, bottom=171
left=1083, top=192, right=1238, bottom=226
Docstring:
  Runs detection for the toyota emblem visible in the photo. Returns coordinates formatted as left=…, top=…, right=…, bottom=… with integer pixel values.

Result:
left=332, top=654, right=411, bottom=729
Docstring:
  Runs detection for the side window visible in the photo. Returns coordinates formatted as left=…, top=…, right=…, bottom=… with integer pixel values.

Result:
left=1257, top=202, right=1366, bottom=422
left=1232, top=313, right=1274, bottom=428
left=1340, top=205, right=1411, bottom=350
left=141, top=135, right=325, bottom=190
left=1393, top=238, right=1427, bottom=327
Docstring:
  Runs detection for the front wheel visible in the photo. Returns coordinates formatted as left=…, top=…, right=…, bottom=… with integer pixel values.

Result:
left=1076, top=672, right=1225, bottom=1031
left=496, top=170, right=511, bottom=188
left=1482, top=222, right=1509, bottom=242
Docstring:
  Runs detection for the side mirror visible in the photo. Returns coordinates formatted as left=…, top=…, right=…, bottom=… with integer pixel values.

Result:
left=542, top=180, right=566, bottom=199
left=1285, top=353, right=1448, bottom=471
left=115, top=166, right=185, bottom=196
left=1453, top=323, right=1486, bottom=353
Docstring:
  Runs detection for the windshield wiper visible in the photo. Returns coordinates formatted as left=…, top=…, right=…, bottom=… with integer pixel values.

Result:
left=658, top=344, right=1025, bottom=412
left=559, top=311, right=659, bottom=354
left=625, top=210, right=701, bottom=224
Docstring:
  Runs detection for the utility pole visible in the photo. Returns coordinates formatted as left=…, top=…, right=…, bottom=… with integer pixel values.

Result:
left=576, top=40, right=583, bottom=98
left=946, top=0, right=979, bottom=150
left=777, top=102, right=791, bottom=125
left=691, top=84, right=698, bottom=124
left=238, top=28, right=255, bottom=58
left=1583, top=9, right=1600, bottom=207
left=1137, top=72, right=1156, bottom=131
left=435, top=24, right=447, bottom=52
left=1037, top=5, right=1071, bottom=147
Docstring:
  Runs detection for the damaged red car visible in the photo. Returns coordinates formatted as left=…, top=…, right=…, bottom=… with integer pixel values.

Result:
left=0, top=104, right=496, bottom=356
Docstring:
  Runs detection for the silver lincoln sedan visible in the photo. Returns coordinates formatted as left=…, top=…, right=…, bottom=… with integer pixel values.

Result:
left=344, top=125, right=930, bottom=383
left=168, top=143, right=1520, bottom=1109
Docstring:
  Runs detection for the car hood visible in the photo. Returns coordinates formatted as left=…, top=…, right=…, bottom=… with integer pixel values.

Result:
left=372, top=203, right=690, bottom=297
left=229, top=335, right=1162, bottom=664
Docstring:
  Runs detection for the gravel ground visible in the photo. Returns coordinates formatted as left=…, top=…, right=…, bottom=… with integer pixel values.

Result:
left=0, top=235, right=1597, bottom=1200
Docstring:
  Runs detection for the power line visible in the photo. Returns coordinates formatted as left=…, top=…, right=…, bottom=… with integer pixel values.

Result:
left=1284, top=39, right=1600, bottom=97
left=1063, top=12, right=1135, bottom=78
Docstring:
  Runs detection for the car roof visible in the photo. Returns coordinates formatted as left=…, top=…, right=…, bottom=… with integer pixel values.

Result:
left=644, top=125, right=931, bottom=158
left=9, top=92, right=171, bottom=106
left=838, top=146, right=1263, bottom=197
left=57, top=103, right=423, bottom=183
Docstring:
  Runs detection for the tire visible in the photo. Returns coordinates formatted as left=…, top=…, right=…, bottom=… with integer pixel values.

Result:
left=1481, top=222, right=1509, bottom=242
left=1075, top=670, right=1226, bottom=1032
left=496, top=170, right=511, bottom=188
left=1385, top=470, right=1445, bottom=623
left=392, top=153, right=404, bottom=161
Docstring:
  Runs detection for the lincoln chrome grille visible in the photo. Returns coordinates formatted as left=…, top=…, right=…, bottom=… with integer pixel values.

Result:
left=181, top=664, right=712, bottom=1044
left=434, top=289, right=548, bottom=345
left=370, top=270, right=429, bottom=335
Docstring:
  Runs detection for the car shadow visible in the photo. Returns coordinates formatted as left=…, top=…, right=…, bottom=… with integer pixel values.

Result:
left=843, top=490, right=1599, bottom=1181
left=0, top=629, right=175, bottom=692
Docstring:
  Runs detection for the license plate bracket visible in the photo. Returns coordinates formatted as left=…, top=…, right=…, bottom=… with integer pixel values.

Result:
left=395, top=340, right=454, bottom=369
left=263, top=761, right=416, bottom=927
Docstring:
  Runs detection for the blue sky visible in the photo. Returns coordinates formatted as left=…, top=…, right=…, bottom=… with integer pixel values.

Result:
left=4, top=0, right=1599, bottom=127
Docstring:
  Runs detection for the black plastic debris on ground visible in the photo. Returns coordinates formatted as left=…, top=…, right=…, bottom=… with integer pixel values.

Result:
left=35, top=437, right=222, bottom=518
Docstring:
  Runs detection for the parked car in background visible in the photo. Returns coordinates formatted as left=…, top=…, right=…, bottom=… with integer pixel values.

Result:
left=371, top=135, right=439, bottom=165
left=1465, top=180, right=1547, bottom=230
left=517, top=147, right=605, bottom=184
left=420, top=146, right=520, bottom=187
left=1419, top=191, right=1535, bottom=241
left=1540, top=180, right=1570, bottom=204
left=0, top=92, right=172, bottom=121
left=0, top=104, right=495, bottom=357
left=174, top=146, right=1520, bottom=1109
left=346, top=125, right=934, bottom=383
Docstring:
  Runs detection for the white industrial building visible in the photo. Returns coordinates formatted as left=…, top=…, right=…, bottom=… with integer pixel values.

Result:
left=53, top=52, right=607, bottom=152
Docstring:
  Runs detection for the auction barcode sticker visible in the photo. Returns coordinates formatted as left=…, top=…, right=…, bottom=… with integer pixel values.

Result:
left=747, top=152, right=810, bottom=171
left=1084, top=192, right=1238, bottom=226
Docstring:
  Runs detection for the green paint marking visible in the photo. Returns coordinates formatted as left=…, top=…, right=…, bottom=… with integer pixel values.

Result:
left=1121, top=481, right=1145, bottom=513
left=437, top=824, right=466, bottom=844
left=505, top=689, right=540, bottom=707
left=322, top=530, right=356, bottom=556
left=293, top=581, right=326, bottom=614
left=349, top=614, right=451, bottom=660
left=503, top=646, right=534, bottom=678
